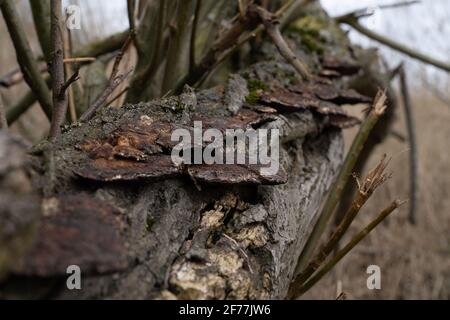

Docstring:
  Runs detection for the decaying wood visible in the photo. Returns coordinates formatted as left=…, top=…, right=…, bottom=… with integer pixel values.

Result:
left=0, top=3, right=381, bottom=299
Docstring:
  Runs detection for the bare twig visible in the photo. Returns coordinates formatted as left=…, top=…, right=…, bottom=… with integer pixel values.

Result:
left=64, top=57, right=96, bottom=63
left=61, top=67, right=80, bottom=94
left=127, top=0, right=137, bottom=32
left=289, top=156, right=391, bottom=293
left=1, top=0, right=53, bottom=119
left=189, top=0, right=202, bottom=73
left=109, top=34, right=134, bottom=81
left=255, top=6, right=311, bottom=81
left=63, top=15, right=78, bottom=123
left=74, top=30, right=129, bottom=58
left=336, top=292, right=347, bottom=300
left=294, top=91, right=388, bottom=276
left=6, top=76, right=51, bottom=125
left=337, top=15, right=450, bottom=73
left=80, top=34, right=134, bottom=122
left=189, top=0, right=313, bottom=90
left=162, top=0, right=196, bottom=94
left=79, top=70, right=132, bottom=122
left=126, top=0, right=169, bottom=102
left=49, top=0, right=68, bottom=140
left=0, top=58, right=92, bottom=89
left=174, top=14, right=258, bottom=91
left=0, top=68, right=36, bottom=88
left=29, top=0, right=52, bottom=62
left=376, top=0, right=420, bottom=10
left=289, top=200, right=404, bottom=299
left=103, top=86, right=129, bottom=108
left=398, top=65, right=418, bottom=224
left=337, top=0, right=420, bottom=20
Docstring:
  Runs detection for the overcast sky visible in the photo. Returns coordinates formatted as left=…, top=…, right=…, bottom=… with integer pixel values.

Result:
left=321, top=0, right=449, bottom=88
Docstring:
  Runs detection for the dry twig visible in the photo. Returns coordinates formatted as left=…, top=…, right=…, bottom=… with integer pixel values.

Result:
left=79, top=34, right=134, bottom=122
left=289, top=200, right=404, bottom=299
left=398, top=65, right=418, bottom=224
left=289, top=156, right=391, bottom=295
left=190, top=0, right=314, bottom=89
left=254, top=6, right=311, bottom=81
left=337, top=10, right=450, bottom=73
left=1, top=0, right=53, bottom=119
left=294, top=91, right=388, bottom=276
left=49, top=0, right=70, bottom=140
left=103, top=86, right=130, bottom=108
left=29, top=0, right=52, bottom=62
left=189, top=0, right=202, bottom=73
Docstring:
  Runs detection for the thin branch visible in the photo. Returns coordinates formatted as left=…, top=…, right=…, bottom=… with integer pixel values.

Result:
left=6, top=76, right=51, bottom=125
left=289, top=200, right=404, bottom=299
left=174, top=4, right=264, bottom=92
left=127, top=0, right=137, bottom=32
left=294, top=91, right=388, bottom=276
left=398, top=65, right=418, bottom=224
left=79, top=70, right=132, bottom=122
left=1, top=0, right=53, bottom=119
left=103, top=86, right=129, bottom=108
left=289, top=156, right=391, bottom=294
left=189, top=0, right=202, bottom=73
left=0, top=67, right=38, bottom=88
left=74, top=30, right=129, bottom=58
left=376, top=0, right=420, bottom=10
left=79, top=33, right=134, bottom=122
left=337, top=15, right=450, bottom=73
left=49, top=0, right=67, bottom=140
left=126, top=0, right=169, bottom=102
left=184, top=0, right=312, bottom=90
left=337, top=0, right=420, bottom=20
left=63, top=15, right=77, bottom=123
left=162, top=0, right=196, bottom=94
left=0, top=58, right=92, bottom=89
left=61, top=67, right=80, bottom=93
left=255, top=6, right=311, bottom=81
left=64, top=57, right=96, bottom=63
left=109, top=34, right=134, bottom=81
left=29, top=0, right=52, bottom=62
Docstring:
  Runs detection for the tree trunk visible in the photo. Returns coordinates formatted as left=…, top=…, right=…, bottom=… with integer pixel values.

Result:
left=0, top=4, right=383, bottom=299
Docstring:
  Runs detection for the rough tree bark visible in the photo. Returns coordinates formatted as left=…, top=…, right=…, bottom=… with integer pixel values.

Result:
left=0, top=3, right=386, bottom=299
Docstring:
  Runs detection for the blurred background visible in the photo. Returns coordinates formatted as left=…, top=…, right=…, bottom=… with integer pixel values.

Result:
left=0, top=0, right=449, bottom=299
